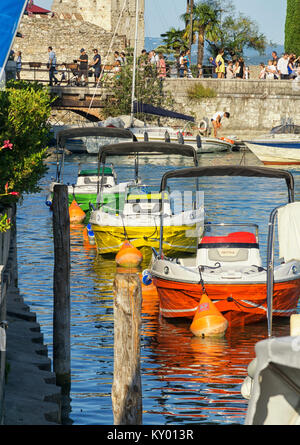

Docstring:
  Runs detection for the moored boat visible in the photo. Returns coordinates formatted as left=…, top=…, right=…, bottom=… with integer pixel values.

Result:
left=58, top=125, right=137, bottom=154
left=46, top=127, right=135, bottom=213
left=89, top=141, right=204, bottom=258
left=244, top=124, right=300, bottom=165
left=148, top=165, right=300, bottom=330
left=130, top=126, right=233, bottom=153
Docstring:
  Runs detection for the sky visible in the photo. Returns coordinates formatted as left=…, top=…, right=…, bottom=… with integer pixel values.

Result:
left=36, top=0, right=286, bottom=44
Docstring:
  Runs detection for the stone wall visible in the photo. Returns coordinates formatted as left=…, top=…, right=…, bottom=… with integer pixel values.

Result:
left=163, top=78, right=300, bottom=137
left=13, top=14, right=127, bottom=67
left=51, top=0, right=145, bottom=52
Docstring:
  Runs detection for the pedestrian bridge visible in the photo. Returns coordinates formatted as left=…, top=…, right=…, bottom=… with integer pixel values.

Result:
left=5, top=61, right=115, bottom=121
left=50, top=85, right=111, bottom=121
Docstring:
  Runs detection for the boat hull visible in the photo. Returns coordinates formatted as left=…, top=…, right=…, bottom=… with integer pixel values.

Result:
left=245, top=141, right=300, bottom=165
left=67, top=191, right=125, bottom=213
left=133, top=134, right=231, bottom=153
left=153, top=276, right=300, bottom=327
left=92, top=224, right=199, bottom=257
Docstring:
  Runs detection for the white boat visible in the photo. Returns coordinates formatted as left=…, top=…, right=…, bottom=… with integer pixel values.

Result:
left=89, top=141, right=204, bottom=257
left=147, top=165, right=300, bottom=330
left=57, top=125, right=137, bottom=155
left=243, top=330, right=300, bottom=425
left=245, top=124, right=300, bottom=165
left=129, top=125, right=233, bottom=153
left=46, top=127, right=134, bottom=212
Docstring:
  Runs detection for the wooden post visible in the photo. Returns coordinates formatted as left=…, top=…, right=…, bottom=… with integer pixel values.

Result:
left=112, top=273, right=142, bottom=425
left=52, top=184, right=71, bottom=388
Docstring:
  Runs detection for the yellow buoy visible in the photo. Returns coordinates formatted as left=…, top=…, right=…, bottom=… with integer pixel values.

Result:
left=190, top=293, right=228, bottom=338
left=69, top=199, right=86, bottom=224
left=115, top=240, right=143, bottom=268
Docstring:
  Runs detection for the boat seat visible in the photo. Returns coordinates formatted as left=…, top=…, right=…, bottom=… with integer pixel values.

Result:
left=83, top=177, right=98, bottom=184
left=131, top=203, right=160, bottom=214
left=197, top=231, right=261, bottom=266
left=200, top=231, right=257, bottom=245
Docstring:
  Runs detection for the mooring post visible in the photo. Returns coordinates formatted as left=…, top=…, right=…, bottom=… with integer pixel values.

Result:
left=112, top=272, right=143, bottom=425
left=52, top=184, right=71, bottom=388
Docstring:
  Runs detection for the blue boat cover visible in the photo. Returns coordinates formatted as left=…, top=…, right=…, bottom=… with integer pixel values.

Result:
left=133, top=100, right=195, bottom=122
left=0, top=0, right=27, bottom=83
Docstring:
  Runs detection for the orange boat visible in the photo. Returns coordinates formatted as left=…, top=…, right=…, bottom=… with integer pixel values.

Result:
left=147, top=166, right=300, bottom=335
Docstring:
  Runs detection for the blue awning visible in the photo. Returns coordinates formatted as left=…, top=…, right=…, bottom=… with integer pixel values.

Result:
left=133, top=101, right=195, bottom=122
left=0, top=1, right=27, bottom=83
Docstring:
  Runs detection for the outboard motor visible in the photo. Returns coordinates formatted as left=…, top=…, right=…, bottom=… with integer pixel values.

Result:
left=196, top=134, right=202, bottom=152
left=164, top=130, right=171, bottom=143
left=177, top=131, right=184, bottom=145
left=144, top=131, right=149, bottom=142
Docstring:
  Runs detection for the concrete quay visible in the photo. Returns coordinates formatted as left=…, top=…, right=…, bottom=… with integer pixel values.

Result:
left=3, top=287, right=62, bottom=425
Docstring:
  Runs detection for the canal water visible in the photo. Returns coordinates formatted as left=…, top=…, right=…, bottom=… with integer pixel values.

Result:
left=16, top=148, right=300, bottom=425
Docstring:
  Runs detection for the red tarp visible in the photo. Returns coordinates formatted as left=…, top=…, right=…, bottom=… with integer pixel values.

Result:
left=26, top=1, right=50, bottom=14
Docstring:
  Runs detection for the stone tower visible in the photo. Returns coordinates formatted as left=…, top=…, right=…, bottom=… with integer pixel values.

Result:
left=51, top=0, right=145, bottom=51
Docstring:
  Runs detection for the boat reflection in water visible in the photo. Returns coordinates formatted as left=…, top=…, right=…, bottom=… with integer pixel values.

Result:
left=74, top=232, right=290, bottom=424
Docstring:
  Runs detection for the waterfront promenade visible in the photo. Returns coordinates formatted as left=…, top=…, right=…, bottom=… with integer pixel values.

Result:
left=4, top=288, right=61, bottom=425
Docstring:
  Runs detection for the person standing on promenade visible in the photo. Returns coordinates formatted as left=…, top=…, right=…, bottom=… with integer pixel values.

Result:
left=277, top=53, right=290, bottom=79
left=272, top=51, right=279, bottom=64
left=16, top=51, right=22, bottom=80
left=91, top=48, right=101, bottom=86
left=211, top=111, right=230, bottom=137
left=48, top=46, right=58, bottom=86
left=157, top=53, right=166, bottom=79
left=184, top=49, right=193, bottom=78
left=78, top=48, right=88, bottom=85
left=209, top=57, right=217, bottom=78
left=178, top=51, right=186, bottom=78
left=226, top=60, right=234, bottom=79
left=215, top=49, right=225, bottom=79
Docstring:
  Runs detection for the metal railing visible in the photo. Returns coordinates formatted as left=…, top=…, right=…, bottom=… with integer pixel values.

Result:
left=5, top=61, right=117, bottom=87
left=5, top=61, right=218, bottom=86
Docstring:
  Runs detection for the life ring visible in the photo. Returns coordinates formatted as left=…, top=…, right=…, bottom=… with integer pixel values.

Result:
left=198, top=119, right=207, bottom=133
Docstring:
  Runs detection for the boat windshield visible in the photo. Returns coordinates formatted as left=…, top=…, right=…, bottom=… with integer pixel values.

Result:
left=158, top=176, right=205, bottom=257
left=202, top=223, right=259, bottom=244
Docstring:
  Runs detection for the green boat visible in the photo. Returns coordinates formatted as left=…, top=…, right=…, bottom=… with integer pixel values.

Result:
left=46, top=126, right=137, bottom=215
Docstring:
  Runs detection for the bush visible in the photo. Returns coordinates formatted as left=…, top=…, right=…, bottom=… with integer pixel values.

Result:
left=0, top=81, right=53, bottom=202
left=187, top=83, right=217, bottom=100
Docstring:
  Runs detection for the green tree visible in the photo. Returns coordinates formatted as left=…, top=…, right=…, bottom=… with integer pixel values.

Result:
left=0, top=81, right=52, bottom=202
left=206, top=3, right=267, bottom=60
left=160, top=27, right=188, bottom=54
left=181, top=0, right=221, bottom=66
left=285, top=0, right=300, bottom=54
left=102, top=61, right=174, bottom=120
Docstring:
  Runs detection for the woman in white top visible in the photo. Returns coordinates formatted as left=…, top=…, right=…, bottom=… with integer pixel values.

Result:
left=226, top=61, right=235, bottom=79
left=233, top=61, right=240, bottom=78
left=265, top=60, right=278, bottom=79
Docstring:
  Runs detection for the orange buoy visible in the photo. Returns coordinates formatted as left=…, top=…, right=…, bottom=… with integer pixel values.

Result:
left=69, top=199, right=86, bottom=224
left=190, top=293, right=228, bottom=338
left=219, top=136, right=235, bottom=145
left=115, top=240, right=143, bottom=268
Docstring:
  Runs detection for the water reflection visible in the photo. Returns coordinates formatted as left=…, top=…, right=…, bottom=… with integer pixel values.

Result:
left=15, top=149, right=300, bottom=425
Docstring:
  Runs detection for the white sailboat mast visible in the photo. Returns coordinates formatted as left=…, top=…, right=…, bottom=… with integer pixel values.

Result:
left=130, top=0, right=139, bottom=127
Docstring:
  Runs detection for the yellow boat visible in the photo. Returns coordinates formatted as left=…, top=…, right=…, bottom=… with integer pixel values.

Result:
left=89, top=142, right=204, bottom=258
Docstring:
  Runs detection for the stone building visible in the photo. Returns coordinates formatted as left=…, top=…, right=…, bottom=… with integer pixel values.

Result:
left=13, top=0, right=145, bottom=67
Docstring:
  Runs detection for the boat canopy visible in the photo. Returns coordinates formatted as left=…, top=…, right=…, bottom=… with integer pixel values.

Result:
left=133, top=101, right=195, bottom=122
left=160, top=165, right=295, bottom=202
left=271, top=124, right=300, bottom=134
left=56, top=126, right=137, bottom=147
left=98, top=141, right=198, bottom=165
